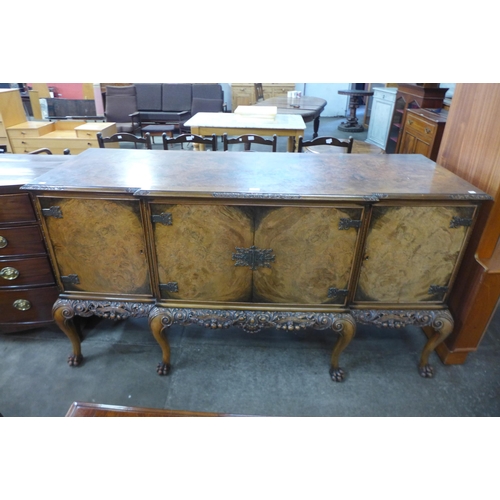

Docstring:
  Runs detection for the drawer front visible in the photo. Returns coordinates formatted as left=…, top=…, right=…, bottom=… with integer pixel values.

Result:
left=405, top=116, right=436, bottom=139
left=0, top=225, right=46, bottom=256
left=11, top=138, right=98, bottom=154
left=0, top=285, right=59, bottom=324
left=0, top=122, right=7, bottom=136
left=75, top=124, right=116, bottom=139
left=0, top=194, right=36, bottom=224
left=0, top=256, right=55, bottom=288
left=7, top=123, right=54, bottom=138
left=266, top=84, right=295, bottom=97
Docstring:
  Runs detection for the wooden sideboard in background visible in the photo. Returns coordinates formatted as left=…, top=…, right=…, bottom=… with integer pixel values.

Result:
left=430, top=83, right=500, bottom=364
left=231, top=83, right=295, bottom=111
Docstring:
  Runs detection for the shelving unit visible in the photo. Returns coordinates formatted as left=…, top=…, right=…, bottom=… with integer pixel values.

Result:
left=385, top=84, right=448, bottom=154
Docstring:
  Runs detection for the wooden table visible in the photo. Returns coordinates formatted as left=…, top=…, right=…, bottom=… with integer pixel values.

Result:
left=338, top=89, right=374, bottom=133
left=65, top=401, right=243, bottom=417
left=305, top=140, right=384, bottom=155
left=255, top=96, right=327, bottom=138
left=184, top=112, right=306, bottom=152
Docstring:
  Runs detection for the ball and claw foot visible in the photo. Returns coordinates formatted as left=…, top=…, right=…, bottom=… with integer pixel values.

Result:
left=329, top=367, right=345, bottom=382
left=67, top=354, right=83, bottom=367
left=157, top=362, right=171, bottom=376
left=419, top=364, right=434, bottom=378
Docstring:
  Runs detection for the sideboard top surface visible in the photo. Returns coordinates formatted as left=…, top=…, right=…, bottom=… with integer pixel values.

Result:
left=21, top=148, right=488, bottom=201
left=0, top=154, right=71, bottom=190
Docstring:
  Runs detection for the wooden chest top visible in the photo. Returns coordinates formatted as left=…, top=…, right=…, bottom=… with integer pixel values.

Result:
left=21, top=148, right=490, bottom=202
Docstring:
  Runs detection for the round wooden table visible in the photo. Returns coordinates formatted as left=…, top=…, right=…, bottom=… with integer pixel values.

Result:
left=255, top=96, right=327, bottom=138
left=337, top=89, right=374, bottom=133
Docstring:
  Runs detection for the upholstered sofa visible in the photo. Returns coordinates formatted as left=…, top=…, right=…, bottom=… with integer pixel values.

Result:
left=134, top=83, right=225, bottom=126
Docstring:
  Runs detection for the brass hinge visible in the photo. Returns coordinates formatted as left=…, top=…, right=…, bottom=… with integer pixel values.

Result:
left=338, top=218, right=362, bottom=230
left=328, top=287, right=348, bottom=299
left=450, top=216, right=473, bottom=228
left=61, top=274, right=80, bottom=284
left=232, top=246, right=275, bottom=270
left=160, top=282, right=178, bottom=292
left=428, top=285, right=448, bottom=295
left=152, top=213, right=173, bottom=225
left=42, top=206, right=63, bottom=218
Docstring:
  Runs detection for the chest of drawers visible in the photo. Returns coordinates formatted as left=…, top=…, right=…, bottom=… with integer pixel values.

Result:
left=22, top=149, right=490, bottom=381
left=231, top=83, right=295, bottom=110
left=398, top=108, right=448, bottom=161
left=7, top=120, right=117, bottom=155
left=0, top=154, right=70, bottom=333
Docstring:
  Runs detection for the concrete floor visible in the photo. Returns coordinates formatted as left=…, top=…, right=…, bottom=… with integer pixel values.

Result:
left=1, top=115, right=500, bottom=417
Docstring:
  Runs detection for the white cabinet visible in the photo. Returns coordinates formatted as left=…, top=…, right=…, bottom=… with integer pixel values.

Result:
left=366, top=87, right=397, bottom=150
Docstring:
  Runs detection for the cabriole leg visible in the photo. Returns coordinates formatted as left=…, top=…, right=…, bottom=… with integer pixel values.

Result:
left=329, top=314, right=356, bottom=382
left=149, top=307, right=172, bottom=376
left=419, top=310, right=454, bottom=378
left=53, top=299, right=83, bottom=367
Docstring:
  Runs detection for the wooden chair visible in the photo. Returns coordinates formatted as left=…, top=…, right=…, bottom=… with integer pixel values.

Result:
left=28, top=148, right=71, bottom=155
left=254, top=83, right=264, bottom=102
left=97, top=132, right=152, bottom=150
left=162, top=133, right=217, bottom=151
left=223, top=133, right=278, bottom=152
left=298, top=136, right=354, bottom=153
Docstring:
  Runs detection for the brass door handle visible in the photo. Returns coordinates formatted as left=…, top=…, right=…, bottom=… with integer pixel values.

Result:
left=425, top=128, right=431, bottom=134
left=408, top=120, right=413, bottom=125
left=1, top=266, right=19, bottom=280
left=0, top=235, right=8, bottom=248
left=13, top=299, right=31, bottom=311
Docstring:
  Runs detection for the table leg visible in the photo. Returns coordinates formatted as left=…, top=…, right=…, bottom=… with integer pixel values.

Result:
left=313, top=116, right=320, bottom=138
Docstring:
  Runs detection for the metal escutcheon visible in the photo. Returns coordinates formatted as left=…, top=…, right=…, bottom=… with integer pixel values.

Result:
left=1, top=266, right=19, bottom=280
left=0, top=236, right=7, bottom=248
left=13, top=299, right=31, bottom=311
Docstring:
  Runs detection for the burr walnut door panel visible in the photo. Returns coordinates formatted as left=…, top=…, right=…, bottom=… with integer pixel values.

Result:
left=354, top=205, right=476, bottom=304
left=39, top=197, right=151, bottom=295
left=152, top=204, right=254, bottom=302
left=252, top=206, right=363, bottom=304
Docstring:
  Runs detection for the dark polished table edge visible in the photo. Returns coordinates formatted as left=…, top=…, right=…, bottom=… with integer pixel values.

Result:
left=255, top=96, right=327, bottom=138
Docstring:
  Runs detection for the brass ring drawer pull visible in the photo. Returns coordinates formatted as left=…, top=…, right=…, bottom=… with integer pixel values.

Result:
left=1, top=266, right=20, bottom=280
left=0, top=236, right=8, bottom=248
left=13, top=299, right=31, bottom=311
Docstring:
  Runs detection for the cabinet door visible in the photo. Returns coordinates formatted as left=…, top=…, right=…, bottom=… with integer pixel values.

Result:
left=367, top=96, right=395, bottom=148
left=354, top=205, right=476, bottom=304
left=253, top=206, right=363, bottom=304
left=152, top=204, right=254, bottom=302
left=399, top=131, right=431, bottom=156
left=39, top=197, right=151, bottom=295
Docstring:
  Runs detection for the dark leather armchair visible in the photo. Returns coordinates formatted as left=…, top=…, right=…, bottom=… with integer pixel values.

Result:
left=104, top=86, right=141, bottom=134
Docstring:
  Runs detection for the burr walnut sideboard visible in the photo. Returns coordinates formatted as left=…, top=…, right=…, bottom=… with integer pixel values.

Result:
left=0, top=154, right=70, bottom=333
left=21, top=149, right=490, bottom=381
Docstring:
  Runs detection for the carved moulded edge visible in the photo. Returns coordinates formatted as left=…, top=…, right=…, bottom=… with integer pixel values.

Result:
left=351, top=309, right=453, bottom=329
left=212, top=192, right=302, bottom=199
left=449, top=193, right=492, bottom=200
left=149, top=307, right=354, bottom=333
left=53, top=299, right=153, bottom=320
